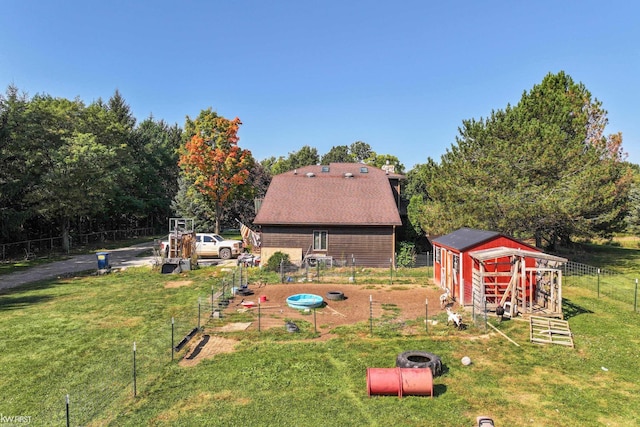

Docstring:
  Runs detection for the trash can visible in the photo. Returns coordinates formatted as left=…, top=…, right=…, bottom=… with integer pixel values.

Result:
left=96, top=252, right=111, bottom=270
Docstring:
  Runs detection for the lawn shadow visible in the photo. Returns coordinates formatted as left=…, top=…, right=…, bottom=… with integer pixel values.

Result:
left=562, top=298, right=594, bottom=320
left=0, top=294, right=54, bottom=310
left=433, top=383, right=447, bottom=397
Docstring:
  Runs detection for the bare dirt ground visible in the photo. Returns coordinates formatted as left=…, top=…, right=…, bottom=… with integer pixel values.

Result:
left=228, top=282, right=449, bottom=331
left=183, top=282, right=453, bottom=365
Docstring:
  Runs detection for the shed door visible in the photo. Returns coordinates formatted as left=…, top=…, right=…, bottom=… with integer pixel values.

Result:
left=440, top=250, right=458, bottom=300
left=440, top=248, right=446, bottom=287
left=446, top=251, right=457, bottom=299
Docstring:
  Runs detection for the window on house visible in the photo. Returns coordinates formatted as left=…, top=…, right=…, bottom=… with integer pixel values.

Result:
left=313, top=230, right=328, bottom=251
left=435, top=248, right=441, bottom=264
left=321, top=166, right=330, bottom=172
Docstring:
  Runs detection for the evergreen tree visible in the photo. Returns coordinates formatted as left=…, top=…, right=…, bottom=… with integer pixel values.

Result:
left=414, top=72, right=632, bottom=247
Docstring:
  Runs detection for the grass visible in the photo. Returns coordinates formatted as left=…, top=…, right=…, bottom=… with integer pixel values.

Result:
left=1, top=256, right=640, bottom=426
left=557, top=235, right=640, bottom=273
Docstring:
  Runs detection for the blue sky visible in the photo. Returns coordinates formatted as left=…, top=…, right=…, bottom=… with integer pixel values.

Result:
left=1, top=1, right=638, bottom=171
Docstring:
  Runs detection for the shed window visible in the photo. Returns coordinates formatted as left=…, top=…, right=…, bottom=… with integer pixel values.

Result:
left=313, top=230, right=328, bottom=251
left=453, top=254, right=460, bottom=271
left=321, top=166, right=330, bottom=172
left=435, top=248, right=441, bottom=264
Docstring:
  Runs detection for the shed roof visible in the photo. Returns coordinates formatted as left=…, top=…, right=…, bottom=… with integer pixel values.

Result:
left=431, top=228, right=501, bottom=251
left=254, top=163, right=403, bottom=226
left=469, top=247, right=567, bottom=264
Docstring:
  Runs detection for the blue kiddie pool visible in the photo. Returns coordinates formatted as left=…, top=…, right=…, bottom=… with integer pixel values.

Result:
left=286, top=293, right=324, bottom=310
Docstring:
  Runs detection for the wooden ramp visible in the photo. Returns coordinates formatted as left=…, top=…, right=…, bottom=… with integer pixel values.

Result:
left=529, top=316, right=574, bottom=347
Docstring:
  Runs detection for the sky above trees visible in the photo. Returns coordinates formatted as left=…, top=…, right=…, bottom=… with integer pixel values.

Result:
left=1, top=1, right=639, bottom=171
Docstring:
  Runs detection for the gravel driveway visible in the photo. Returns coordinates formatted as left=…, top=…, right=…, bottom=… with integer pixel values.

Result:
left=0, top=242, right=157, bottom=292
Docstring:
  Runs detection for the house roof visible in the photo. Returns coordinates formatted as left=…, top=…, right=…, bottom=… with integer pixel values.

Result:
left=431, top=227, right=502, bottom=251
left=254, top=163, right=403, bottom=226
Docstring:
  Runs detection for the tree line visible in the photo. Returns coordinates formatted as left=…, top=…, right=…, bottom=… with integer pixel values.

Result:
left=2, top=71, right=638, bottom=253
left=0, top=87, right=402, bottom=247
left=0, top=86, right=181, bottom=250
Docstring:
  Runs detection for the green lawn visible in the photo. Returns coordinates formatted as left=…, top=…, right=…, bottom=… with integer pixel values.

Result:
left=1, top=265, right=639, bottom=426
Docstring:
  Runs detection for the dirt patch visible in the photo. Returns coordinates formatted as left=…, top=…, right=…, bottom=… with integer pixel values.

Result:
left=220, top=282, right=452, bottom=336
left=213, top=322, right=252, bottom=332
left=165, top=280, right=193, bottom=289
left=179, top=336, right=238, bottom=367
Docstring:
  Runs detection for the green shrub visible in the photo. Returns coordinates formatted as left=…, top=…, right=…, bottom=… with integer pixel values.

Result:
left=265, top=251, right=291, bottom=272
left=396, top=241, right=416, bottom=268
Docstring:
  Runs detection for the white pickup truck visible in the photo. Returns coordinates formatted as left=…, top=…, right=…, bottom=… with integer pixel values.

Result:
left=160, top=233, right=243, bottom=260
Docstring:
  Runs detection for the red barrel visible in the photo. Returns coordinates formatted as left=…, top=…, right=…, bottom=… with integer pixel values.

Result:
left=366, top=367, right=433, bottom=398
left=399, top=368, right=433, bottom=397
left=367, top=368, right=402, bottom=397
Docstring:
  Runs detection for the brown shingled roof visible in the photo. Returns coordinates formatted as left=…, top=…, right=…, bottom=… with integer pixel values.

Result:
left=254, top=163, right=402, bottom=226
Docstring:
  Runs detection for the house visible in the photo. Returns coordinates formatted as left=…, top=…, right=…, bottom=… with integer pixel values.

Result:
left=253, top=163, right=404, bottom=267
left=432, top=228, right=566, bottom=317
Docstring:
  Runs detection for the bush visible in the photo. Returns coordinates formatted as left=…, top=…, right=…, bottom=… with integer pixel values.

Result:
left=396, top=242, right=416, bottom=268
left=265, top=251, right=292, bottom=272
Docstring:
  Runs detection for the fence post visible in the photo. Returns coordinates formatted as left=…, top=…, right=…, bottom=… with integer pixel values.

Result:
left=369, top=295, right=373, bottom=336
left=484, top=297, right=488, bottom=330
left=66, top=394, right=70, bottom=427
left=280, top=260, right=284, bottom=283
left=197, top=298, right=201, bottom=330
left=425, top=298, right=428, bottom=333
left=132, top=342, right=137, bottom=397
left=171, top=317, right=175, bottom=361
left=472, top=288, right=475, bottom=324
left=635, top=279, right=638, bottom=312
left=313, top=307, right=317, bottom=334
left=351, top=255, right=356, bottom=284
left=597, top=268, right=600, bottom=298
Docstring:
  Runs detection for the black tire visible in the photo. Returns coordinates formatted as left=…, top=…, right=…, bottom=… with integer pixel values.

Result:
left=219, top=248, right=232, bottom=260
left=396, top=351, right=443, bottom=377
left=326, top=291, right=345, bottom=301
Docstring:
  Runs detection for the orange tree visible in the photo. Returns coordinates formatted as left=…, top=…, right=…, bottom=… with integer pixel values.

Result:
left=179, top=108, right=255, bottom=233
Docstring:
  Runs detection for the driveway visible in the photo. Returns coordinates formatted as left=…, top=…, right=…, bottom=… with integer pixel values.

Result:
left=0, top=242, right=157, bottom=292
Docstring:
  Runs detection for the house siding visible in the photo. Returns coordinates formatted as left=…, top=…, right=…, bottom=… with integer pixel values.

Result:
left=261, top=225, right=395, bottom=267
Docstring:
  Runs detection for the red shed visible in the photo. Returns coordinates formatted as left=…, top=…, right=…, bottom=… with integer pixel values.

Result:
left=431, top=228, right=566, bottom=317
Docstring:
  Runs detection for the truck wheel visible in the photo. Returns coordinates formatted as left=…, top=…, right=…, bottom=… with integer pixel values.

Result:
left=396, top=351, right=443, bottom=377
left=326, top=291, right=345, bottom=301
left=219, top=248, right=232, bottom=260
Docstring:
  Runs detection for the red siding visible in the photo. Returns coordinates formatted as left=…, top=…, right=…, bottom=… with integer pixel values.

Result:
left=433, top=235, right=541, bottom=306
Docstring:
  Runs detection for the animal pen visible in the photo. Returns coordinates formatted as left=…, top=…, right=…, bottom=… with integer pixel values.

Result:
left=469, top=247, right=567, bottom=319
